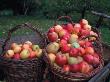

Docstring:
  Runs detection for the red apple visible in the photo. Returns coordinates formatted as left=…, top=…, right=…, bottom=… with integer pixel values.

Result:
left=5, top=50, right=14, bottom=58
left=11, top=43, right=18, bottom=49
left=55, top=54, right=67, bottom=67
left=83, top=24, right=91, bottom=31
left=54, top=25, right=63, bottom=33
left=85, top=47, right=94, bottom=54
left=47, top=32, right=58, bottom=42
left=69, top=48, right=79, bottom=57
left=22, top=44, right=30, bottom=49
left=92, top=54, right=100, bottom=67
left=62, top=33, right=70, bottom=41
left=59, top=39, right=67, bottom=47
left=73, top=23, right=81, bottom=34
left=80, top=19, right=88, bottom=27
left=29, top=51, right=36, bottom=58
left=48, top=53, right=56, bottom=63
left=70, top=64, right=80, bottom=72
left=80, top=29, right=90, bottom=36
left=64, top=23, right=74, bottom=33
left=74, top=23, right=81, bottom=29
left=85, top=41, right=92, bottom=47
left=79, top=61, right=90, bottom=74
left=83, top=54, right=94, bottom=64
left=79, top=40, right=85, bottom=47
left=63, top=65, right=70, bottom=72
left=13, top=53, right=20, bottom=60
left=61, top=44, right=70, bottom=53
left=78, top=47, right=85, bottom=56
left=58, top=29, right=68, bottom=37
left=48, top=27, right=55, bottom=33
left=13, top=46, right=22, bottom=54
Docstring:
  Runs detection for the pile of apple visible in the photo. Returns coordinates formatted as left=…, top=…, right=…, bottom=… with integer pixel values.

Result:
left=4, top=41, right=42, bottom=60
left=46, top=19, right=100, bottom=74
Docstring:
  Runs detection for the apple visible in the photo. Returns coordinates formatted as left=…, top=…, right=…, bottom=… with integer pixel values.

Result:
left=63, top=65, right=70, bottom=72
left=69, top=48, right=79, bottom=57
left=74, top=23, right=81, bottom=29
left=80, top=19, right=88, bottom=26
left=22, top=44, right=30, bottom=49
left=92, top=54, right=100, bottom=67
left=69, top=34, right=78, bottom=44
left=68, top=57, right=78, bottom=65
left=59, top=39, right=67, bottom=47
left=70, top=64, right=80, bottom=72
left=58, top=29, right=68, bottom=37
left=85, top=41, right=92, bottom=47
left=90, top=31, right=98, bottom=37
left=64, top=23, right=74, bottom=33
left=80, top=29, right=90, bottom=36
left=24, top=41, right=32, bottom=47
left=5, top=50, right=14, bottom=58
left=36, top=49, right=42, bottom=58
left=77, top=56, right=83, bottom=63
left=78, top=40, right=85, bottom=47
left=54, top=25, right=63, bottom=33
left=83, top=54, right=94, bottom=64
left=78, top=47, right=85, bottom=56
left=61, top=44, right=70, bottom=53
left=71, top=42, right=80, bottom=48
left=79, top=61, right=90, bottom=74
left=13, top=46, right=22, bottom=54
left=48, top=27, right=55, bottom=33
left=46, top=42, right=59, bottom=54
left=72, top=23, right=81, bottom=34
left=83, top=24, right=91, bottom=31
left=48, top=53, right=56, bottom=63
left=13, top=53, right=20, bottom=60
left=32, top=45, right=39, bottom=51
left=29, top=51, right=36, bottom=58
left=47, top=32, right=58, bottom=42
left=20, top=49, right=30, bottom=59
left=55, top=54, right=67, bottom=67
left=85, top=47, right=94, bottom=54
left=62, top=33, right=70, bottom=41
left=11, top=43, right=18, bottom=49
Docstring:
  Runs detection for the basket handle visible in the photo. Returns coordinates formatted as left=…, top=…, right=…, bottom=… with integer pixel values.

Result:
left=1, top=23, right=46, bottom=56
left=54, top=16, right=74, bottom=26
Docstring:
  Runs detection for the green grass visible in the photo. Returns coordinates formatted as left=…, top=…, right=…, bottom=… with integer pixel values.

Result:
left=0, top=16, right=110, bottom=45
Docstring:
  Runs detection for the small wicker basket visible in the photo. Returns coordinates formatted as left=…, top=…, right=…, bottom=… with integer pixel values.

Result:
left=0, top=23, right=47, bottom=82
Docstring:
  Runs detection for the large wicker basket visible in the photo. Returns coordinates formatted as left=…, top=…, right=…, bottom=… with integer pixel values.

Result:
left=44, top=16, right=104, bottom=82
left=0, top=23, right=47, bottom=82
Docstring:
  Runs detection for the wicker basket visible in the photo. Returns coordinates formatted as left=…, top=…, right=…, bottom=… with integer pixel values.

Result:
left=44, top=16, right=104, bottom=82
left=0, top=23, right=47, bottom=82
left=0, top=39, right=5, bottom=81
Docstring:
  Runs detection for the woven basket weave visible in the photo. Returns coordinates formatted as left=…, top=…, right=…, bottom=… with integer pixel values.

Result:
left=44, top=16, right=104, bottom=82
left=0, top=23, right=47, bottom=82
